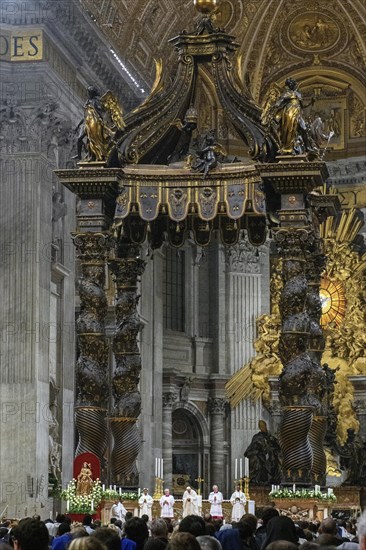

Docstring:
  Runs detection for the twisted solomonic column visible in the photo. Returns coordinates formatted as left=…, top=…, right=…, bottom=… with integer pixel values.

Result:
left=109, top=253, right=145, bottom=485
left=73, top=232, right=111, bottom=460
left=305, top=236, right=328, bottom=484
left=275, top=228, right=326, bottom=484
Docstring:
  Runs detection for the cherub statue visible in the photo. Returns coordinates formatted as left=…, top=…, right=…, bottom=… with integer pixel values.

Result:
left=191, top=130, right=227, bottom=178
left=74, top=86, right=125, bottom=162
left=261, top=78, right=316, bottom=156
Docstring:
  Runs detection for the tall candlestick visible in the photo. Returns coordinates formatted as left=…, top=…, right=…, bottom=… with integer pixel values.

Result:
left=240, top=458, right=243, bottom=479
left=161, top=458, right=164, bottom=479
left=235, top=458, right=238, bottom=480
left=244, top=457, right=249, bottom=477
left=155, top=458, right=158, bottom=477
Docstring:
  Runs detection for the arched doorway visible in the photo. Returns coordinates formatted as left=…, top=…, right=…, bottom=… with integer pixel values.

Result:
left=172, top=408, right=203, bottom=496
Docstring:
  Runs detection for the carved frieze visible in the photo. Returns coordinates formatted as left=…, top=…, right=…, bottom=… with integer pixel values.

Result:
left=226, top=240, right=262, bottom=273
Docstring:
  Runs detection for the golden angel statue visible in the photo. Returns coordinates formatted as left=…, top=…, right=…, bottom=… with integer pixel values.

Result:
left=74, top=86, right=125, bottom=162
left=261, top=78, right=316, bottom=156
left=76, top=461, right=94, bottom=495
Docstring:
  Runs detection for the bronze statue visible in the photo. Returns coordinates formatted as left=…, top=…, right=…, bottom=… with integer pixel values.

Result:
left=76, top=461, right=94, bottom=495
left=262, top=78, right=315, bottom=156
left=168, top=107, right=198, bottom=164
left=191, top=130, right=226, bottom=178
left=74, top=86, right=125, bottom=162
left=244, top=420, right=282, bottom=485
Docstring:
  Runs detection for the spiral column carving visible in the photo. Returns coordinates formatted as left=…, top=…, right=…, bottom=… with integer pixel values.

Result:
left=308, top=416, right=327, bottom=484
left=109, top=251, right=146, bottom=485
left=305, top=236, right=328, bottom=484
left=72, top=232, right=111, bottom=460
left=275, top=227, right=326, bottom=483
left=280, top=407, right=313, bottom=473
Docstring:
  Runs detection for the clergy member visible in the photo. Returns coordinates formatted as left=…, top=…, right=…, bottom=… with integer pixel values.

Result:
left=230, top=484, right=246, bottom=522
left=182, top=486, right=199, bottom=517
left=160, top=488, right=175, bottom=519
left=208, top=484, right=223, bottom=520
left=139, top=488, right=153, bottom=520
left=111, top=497, right=127, bottom=523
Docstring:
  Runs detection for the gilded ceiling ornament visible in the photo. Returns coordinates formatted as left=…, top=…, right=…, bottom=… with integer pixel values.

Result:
left=288, top=12, right=340, bottom=52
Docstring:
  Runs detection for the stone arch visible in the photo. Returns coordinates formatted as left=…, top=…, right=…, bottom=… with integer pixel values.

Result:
left=172, top=400, right=210, bottom=446
left=171, top=401, right=210, bottom=495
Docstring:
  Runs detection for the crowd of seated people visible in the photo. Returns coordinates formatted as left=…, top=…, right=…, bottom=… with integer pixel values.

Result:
left=0, top=507, right=365, bottom=550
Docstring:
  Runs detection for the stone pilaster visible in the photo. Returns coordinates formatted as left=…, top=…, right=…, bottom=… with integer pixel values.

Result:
left=162, top=392, right=178, bottom=488
left=208, top=398, right=226, bottom=490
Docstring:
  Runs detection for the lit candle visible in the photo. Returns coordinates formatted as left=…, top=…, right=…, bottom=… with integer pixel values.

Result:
left=102, top=484, right=105, bottom=492
left=235, top=459, right=238, bottom=480
left=327, top=488, right=332, bottom=495
left=109, top=485, right=112, bottom=490
left=244, top=457, right=249, bottom=477
left=91, top=500, right=94, bottom=512
left=119, top=487, right=122, bottom=496
left=293, top=484, right=296, bottom=492
left=155, top=458, right=158, bottom=477
left=161, top=458, right=164, bottom=479
left=138, top=488, right=141, bottom=497
left=240, top=458, right=243, bottom=479
left=66, top=500, right=69, bottom=512
left=271, top=485, right=274, bottom=493
left=113, top=485, right=116, bottom=491
left=157, top=459, right=160, bottom=479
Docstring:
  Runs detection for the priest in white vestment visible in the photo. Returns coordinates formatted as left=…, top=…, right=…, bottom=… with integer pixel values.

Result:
left=139, top=488, right=154, bottom=520
left=182, top=486, right=199, bottom=517
left=160, top=488, right=175, bottom=519
left=208, top=485, right=223, bottom=519
left=110, top=498, right=127, bottom=523
left=230, top=484, right=246, bottom=522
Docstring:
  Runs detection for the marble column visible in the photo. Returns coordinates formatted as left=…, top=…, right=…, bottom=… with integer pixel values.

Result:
left=208, top=398, right=226, bottom=490
left=162, top=392, right=177, bottom=489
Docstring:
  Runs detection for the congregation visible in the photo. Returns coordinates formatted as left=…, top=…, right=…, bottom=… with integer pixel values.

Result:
left=0, top=504, right=365, bottom=550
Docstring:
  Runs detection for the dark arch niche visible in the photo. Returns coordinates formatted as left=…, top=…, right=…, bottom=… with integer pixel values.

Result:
left=172, top=408, right=203, bottom=496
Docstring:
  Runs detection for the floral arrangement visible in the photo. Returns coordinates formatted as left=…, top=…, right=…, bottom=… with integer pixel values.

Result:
left=61, top=479, right=103, bottom=514
left=269, top=487, right=337, bottom=502
left=61, top=481, right=139, bottom=513
left=102, top=489, right=139, bottom=501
